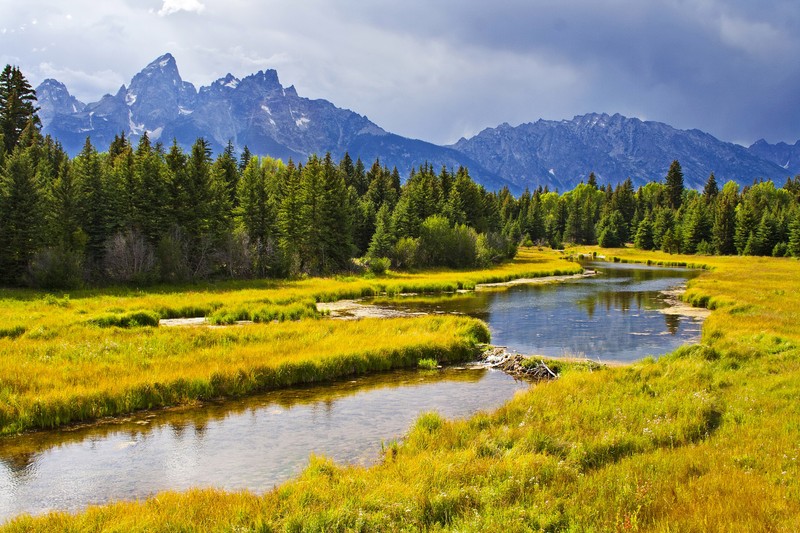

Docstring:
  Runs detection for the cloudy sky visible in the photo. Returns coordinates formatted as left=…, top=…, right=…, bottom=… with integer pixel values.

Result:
left=1, top=0, right=798, bottom=146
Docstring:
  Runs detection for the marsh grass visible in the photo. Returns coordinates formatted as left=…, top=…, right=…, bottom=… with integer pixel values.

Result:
left=9, top=248, right=800, bottom=530
left=0, top=248, right=573, bottom=435
left=0, top=316, right=488, bottom=435
left=417, top=358, right=439, bottom=370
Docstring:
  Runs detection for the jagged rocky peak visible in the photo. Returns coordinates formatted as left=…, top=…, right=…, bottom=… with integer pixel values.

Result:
left=125, top=53, right=197, bottom=129
left=128, top=53, right=196, bottom=100
left=214, top=73, right=241, bottom=89
left=248, top=69, right=280, bottom=86
left=35, top=79, right=86, bottom=128
left=137, top=53, right=180, bottom=79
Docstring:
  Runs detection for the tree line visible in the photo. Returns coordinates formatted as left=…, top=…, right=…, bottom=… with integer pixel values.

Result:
left=0, top=123, right=516, bottom=287
left=2, top=65, right=799, bottom=288
left=496, top=160, right=800, bottom=259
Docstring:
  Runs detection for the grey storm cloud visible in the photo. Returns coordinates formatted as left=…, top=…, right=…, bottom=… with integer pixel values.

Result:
left=0, top=0, right=798, bottom=146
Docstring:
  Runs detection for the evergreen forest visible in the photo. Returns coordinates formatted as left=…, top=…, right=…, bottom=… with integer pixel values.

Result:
left=2, top=65, right=800, bottom=289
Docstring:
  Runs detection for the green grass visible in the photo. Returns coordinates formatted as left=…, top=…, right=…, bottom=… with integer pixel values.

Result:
left=8, top=248, right=800, bottom=530
left=417, top=357, right=439, bottom=370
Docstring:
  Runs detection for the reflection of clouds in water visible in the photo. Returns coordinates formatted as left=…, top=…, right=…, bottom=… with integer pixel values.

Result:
left=475, top=264, right=704, bottom=361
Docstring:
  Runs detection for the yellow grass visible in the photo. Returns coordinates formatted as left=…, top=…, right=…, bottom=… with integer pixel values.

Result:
left=0, top=248, right=575, bottom=435
left=7, top=248, right=800, bottom=530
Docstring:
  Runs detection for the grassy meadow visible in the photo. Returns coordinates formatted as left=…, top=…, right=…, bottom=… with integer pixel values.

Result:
left=0, top=247, right=577, bottom=435
left=5, top=248, right=800, bottom=531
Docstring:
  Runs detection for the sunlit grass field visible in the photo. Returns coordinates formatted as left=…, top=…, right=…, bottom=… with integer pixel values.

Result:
left=0, top=248, right=576, bottom=435
left=5, top=248, right=800, bottom=530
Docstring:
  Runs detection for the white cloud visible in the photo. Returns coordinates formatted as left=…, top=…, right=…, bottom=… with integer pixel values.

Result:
left=718, top=14, right=788, bottom=57
left=158, top=0, right=205, bottom=17
left=37, top=62, right=125, bottom=101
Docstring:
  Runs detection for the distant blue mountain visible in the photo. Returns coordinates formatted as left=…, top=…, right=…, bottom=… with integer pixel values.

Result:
left=36, top=54, right=798, bottom=192
left=747, top=138, right=800, bottom=178
left=450, top=113, right=795, bottom=190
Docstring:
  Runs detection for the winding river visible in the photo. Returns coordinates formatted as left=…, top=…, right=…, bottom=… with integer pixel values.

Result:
left=0, top=262, right=706, bottom=522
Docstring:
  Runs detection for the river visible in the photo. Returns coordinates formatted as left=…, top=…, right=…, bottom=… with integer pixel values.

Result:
left=0, top=261, right=705, bottom=522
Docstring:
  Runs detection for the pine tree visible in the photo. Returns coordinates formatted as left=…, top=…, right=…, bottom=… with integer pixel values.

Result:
left=788, top=210, right=800, bottom=258
left=183, top=139, right=215, bottom=246
left=634, top=215, right=655, bottom=250
left=665, top=160, right=684, bottom=210
left=596, top=210, right=625, bottom=248
left=103, top=135, right=135, bottom=236
left=317, top=153, right=353, bottom=273
left=164, top=139, right=189, bottom=228
left=353, top=158, right=367, bottom=197
left=652, top=208, right=675, bottom=250
left=682, top=198, right=711, bottom=254
left=215, top=141, right=240, bottom=207
left=712, top=182, right=738, bottom=254
left=0, top=148, right=43, bottom=283
left=277, top=161, right=304, bottom=275
left=703, top=172, right=719, bottom=202
left=132, top=133, right=167, bottom=244
left=526, top=197, right=546, bottom=243
left=367, top=203, right=395, bottom=259
left=752, top=212, right=778, bottom=256
left=74, top=137, right=108, bottom=272
left=238, top=145, right=252, bottom=172
left=237, top=156, right=277, bottom=276
left=338, top=152, right=356, bottom=191
left=43, top=157, right=82, bottom=250
left=734, top=201, right=757, bottom=255
left=0, top=65, right=40, bottom=153
left=611, top=178, right=636, bottom=241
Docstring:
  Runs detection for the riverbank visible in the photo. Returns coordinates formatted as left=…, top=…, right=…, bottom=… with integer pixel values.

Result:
left=0, top=248, right=578, bottom=435
left=6, top=249, right=799, bottom=530
left=317, top=268, right=597, bottom=320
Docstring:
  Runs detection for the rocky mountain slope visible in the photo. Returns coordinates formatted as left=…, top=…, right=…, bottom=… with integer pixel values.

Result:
left=37, top=55, right=797, bottom=192
left=450, top=113, right=793, bottom=190
left=37, top=54, right=508, bottom=190
left=747, top=139, right=800, bottom=177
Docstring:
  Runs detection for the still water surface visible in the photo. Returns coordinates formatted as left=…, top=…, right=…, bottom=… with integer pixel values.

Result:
left=0, top=262, right=704, bottom=521
left=0, top=368, right=527, bottom=521
left=371, top=262, right=704, bottom=362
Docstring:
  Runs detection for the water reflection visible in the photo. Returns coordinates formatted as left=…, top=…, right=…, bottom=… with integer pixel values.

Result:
left=369, top=262, right=704, bottom=362
left=0, top=367, right=529, bottom=521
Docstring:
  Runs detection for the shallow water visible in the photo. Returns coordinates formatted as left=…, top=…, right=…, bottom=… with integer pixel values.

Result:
left=0, top=368, right=529, bottom=521
left=370, top=261, right=704, bottom=362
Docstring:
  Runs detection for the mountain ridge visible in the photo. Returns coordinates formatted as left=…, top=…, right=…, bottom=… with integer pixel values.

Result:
left=36, top=54, right=798, bottom=192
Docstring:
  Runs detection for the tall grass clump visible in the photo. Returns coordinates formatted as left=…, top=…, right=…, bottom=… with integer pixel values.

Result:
left=89, top=310, right=160, bottom=328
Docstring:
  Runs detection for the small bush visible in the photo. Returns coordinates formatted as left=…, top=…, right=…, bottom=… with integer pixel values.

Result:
left=367, top=256, right=391, bottom=275
left=393, top=237, right=419, bottom=270
left=28, top=246, right=84, bottom=289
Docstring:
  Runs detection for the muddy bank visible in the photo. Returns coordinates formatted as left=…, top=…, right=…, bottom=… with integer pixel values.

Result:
left=660, top=287, right=712, bottom=318
left=475, top=270, right=596, bottom=289
left=316, top=300, right=427, bottom=320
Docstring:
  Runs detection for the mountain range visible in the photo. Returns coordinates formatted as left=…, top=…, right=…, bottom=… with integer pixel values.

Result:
left=36, top=53, right=799, bottom=193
